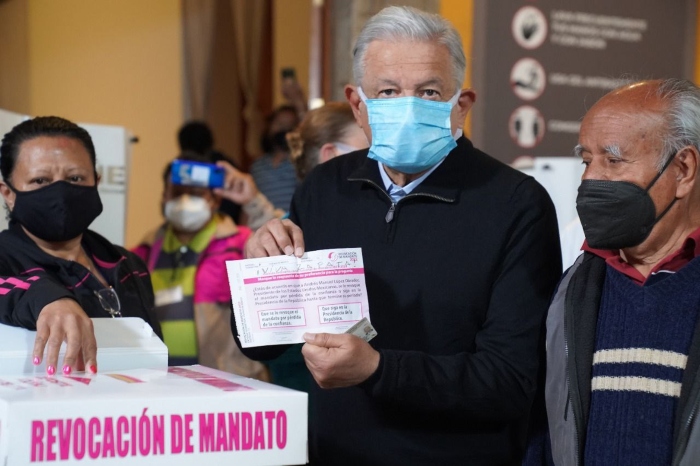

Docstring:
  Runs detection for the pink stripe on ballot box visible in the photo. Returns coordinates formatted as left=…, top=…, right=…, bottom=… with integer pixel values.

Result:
left=243, top=267, right=365, bottom=284
left=168, top=367, right=255, bottom=392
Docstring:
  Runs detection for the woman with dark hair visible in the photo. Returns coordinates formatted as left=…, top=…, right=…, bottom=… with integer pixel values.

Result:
left=0, top=116, right=162, bottom=376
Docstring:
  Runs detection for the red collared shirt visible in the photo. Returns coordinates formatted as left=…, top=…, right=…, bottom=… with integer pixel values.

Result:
left=582, top=226, right=700, bottom=285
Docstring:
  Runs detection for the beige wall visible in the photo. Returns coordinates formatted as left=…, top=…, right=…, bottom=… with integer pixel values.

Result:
left=272, top=0, right=312, bottom=107
left=0, top=0, right=30, bottom=113
left=440, top=0, right=473, bottom=136
left=0, top=0, right=183, bottom=247
left=27, top=0, right=183, bottom=247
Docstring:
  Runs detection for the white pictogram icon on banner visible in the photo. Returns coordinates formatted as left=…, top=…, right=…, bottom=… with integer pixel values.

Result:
left=510, top=57, right=546, bottom=100
left=509, top=106, right=545, bottom=149
left=512, top=6, right=547, bottom=49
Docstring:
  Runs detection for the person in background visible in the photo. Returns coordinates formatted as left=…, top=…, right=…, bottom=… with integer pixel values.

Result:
left=286, top=101, right=368, bottom=180
left=236, top=6, right=561, bottom=465
left=216, top=102, right=368, bottom=232
left=530, top=79, right=700, bottom=466
left=177, top=120, right=242, bottom=224
left=250, top=105, right=301, bottom=212
left=178, top=121, right=222, bottom=160
left=133, top=153, right=266, bottom=379
left=0, top=116, right=162, bottom=376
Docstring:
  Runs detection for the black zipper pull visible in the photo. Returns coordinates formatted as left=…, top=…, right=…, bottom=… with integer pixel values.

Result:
left=385, top=203, right=396, bottom=223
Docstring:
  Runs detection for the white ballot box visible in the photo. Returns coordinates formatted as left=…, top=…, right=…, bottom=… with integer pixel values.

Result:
left=0, top=318, right=167, bottom=375
left=0, top=365, right=308, bottom=465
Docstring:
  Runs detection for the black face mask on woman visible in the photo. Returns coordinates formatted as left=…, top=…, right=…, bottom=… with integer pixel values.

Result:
left=7, top=180, right=103, bottom=242
left=576, top=155, right=677, bottom=250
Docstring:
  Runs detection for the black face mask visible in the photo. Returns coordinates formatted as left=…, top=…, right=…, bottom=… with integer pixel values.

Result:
left=261, top=131, right=290, bottom=153
left=576, top=156, right=677, bottom=250
left=8, top=180, right=103, bottom=242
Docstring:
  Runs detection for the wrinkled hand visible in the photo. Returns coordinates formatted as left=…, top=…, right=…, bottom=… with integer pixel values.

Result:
left=302, top=333, right=380, bottom=389
left=244, top=218, right=305, bottom=258
left=34, top=298, right=97, bottom=375
left=213, top=161, right=259, bottom=205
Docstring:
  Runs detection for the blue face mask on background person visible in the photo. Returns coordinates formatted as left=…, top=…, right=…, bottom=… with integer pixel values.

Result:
left=358, top=87, right=461, bottom=174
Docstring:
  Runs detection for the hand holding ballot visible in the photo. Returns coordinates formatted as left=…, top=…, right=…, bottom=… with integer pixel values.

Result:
left=301, top=331, right=380, bottom=388
left=244, top=218, right=305, bottom=258
left=229, top=242, right=381, bottom=388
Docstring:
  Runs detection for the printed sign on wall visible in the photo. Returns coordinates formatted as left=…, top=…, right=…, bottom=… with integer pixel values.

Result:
left=471, top=0, right=696, bottom=164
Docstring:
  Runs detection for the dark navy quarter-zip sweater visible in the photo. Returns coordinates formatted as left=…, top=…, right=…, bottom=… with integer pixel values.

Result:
left=235, top=138, right=562, bottom=466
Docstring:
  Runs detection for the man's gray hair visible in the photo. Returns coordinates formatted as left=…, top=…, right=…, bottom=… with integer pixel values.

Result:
left=352, top=6, right=466, bottom=91
left=655, top=78, right=700, bottom=171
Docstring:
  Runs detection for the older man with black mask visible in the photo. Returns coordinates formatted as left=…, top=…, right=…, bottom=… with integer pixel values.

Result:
left=235, top=6, right=561, bottom=465
left=536, top=79, right=700, bottom=466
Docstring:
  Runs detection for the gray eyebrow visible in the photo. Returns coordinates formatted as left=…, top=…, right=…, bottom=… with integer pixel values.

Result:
left=573, top=144, right=622, bottom=158
left=603, top=144, right=622, bottom=158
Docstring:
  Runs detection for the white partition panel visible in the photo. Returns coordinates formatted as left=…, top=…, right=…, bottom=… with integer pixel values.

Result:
left=81, top=122, right=132, bottom=247
left=519, top=157, right=584, bottom=232
left=0, top=109, right=29, bottom=232
left=0, top=110, right=131, bottom=247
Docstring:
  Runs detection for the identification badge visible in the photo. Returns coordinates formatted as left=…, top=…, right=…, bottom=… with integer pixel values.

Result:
left=345, top=317, right=378, bottom=342
left=154, top=286, right=184, bottom=307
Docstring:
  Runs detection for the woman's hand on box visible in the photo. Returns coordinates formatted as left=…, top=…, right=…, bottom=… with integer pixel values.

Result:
left=33, top=298, right=98, bottom=376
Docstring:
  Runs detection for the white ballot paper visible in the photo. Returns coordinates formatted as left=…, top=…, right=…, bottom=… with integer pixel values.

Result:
left=227, top=248, right=372, bottom=347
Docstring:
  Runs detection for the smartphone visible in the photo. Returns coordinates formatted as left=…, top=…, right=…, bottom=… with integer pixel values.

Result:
left=171, top=160, right=225, bottom=189
left=281, top=67, right=296, bottom=80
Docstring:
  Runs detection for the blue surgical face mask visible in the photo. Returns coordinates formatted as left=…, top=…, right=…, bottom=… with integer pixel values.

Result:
left=358, top=87, right=462, bottom=174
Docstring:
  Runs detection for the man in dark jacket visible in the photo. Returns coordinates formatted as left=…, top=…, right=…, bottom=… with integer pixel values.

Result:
left=235, top=6, right=561, bottom=465
left=538, top=78, right=700, bottom=466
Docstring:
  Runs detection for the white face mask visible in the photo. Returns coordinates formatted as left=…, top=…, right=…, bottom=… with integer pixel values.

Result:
left=164, top=195, right=212, bottom=233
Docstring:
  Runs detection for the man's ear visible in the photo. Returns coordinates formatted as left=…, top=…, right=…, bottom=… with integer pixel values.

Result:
left=455, top=88, right=476, bottom=121
left=0, top=180, right=15, bottom=211
left=674, top=146, right=699, bottom=199
left=344, top=85, right=364, bottom=127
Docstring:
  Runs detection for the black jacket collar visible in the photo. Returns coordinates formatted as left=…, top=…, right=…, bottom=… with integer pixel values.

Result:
left=7, top=222, right=125, bottom=268
left=347, top=137, right=473, bottom=203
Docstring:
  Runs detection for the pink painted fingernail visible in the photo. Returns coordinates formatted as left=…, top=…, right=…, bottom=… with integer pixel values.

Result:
left=89, top=365, right=97, bottom=374
left=62, top=365, right=71, bottom=375
left=33, top=356, right=40, bottom=365
left=47, top=365, right=55, bottom=376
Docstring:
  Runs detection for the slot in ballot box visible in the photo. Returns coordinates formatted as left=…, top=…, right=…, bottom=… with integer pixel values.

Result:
left=0, top=365, right=308, bottom=465
left=0, top=318, right=168, bottom=375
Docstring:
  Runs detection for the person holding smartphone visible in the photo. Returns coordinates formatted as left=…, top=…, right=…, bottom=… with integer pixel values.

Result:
left=250, top=68, right=309, bottom=213
left=280, top=67, right=307, bottom=121
left=132, top=153, right=267, bottom=380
